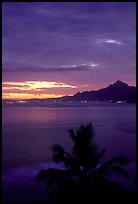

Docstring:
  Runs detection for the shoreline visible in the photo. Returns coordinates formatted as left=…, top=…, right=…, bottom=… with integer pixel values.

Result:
left=2, top=161, right=136, bottom=202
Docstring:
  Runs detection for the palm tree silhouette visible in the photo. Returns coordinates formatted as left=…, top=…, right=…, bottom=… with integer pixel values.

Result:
left=37, top=123, right=130, bottom=201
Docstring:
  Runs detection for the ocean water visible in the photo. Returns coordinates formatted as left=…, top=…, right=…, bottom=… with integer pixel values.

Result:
left=2, top=103, right=136, bottom=201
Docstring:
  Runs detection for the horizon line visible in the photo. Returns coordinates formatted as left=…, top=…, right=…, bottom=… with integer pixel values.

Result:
left=2, top=80, right=136, bottom=101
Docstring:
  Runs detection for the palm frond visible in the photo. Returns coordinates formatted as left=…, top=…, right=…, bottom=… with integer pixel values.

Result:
left=36, top=169, right=50, bottom=182
left=36, top=168, right=62, bottom=181
left=111, top=165, right=130, bottom=178
left=51, top=144, right=65, bottom=155
left=62, top=154, right=76, bottom=168
left=96, top=148, right=105, bottom=162
left=68, top=129, right=76, bottom=142
left=70, top=123, right=101, bottom=169
left=51, top=144, right=77, bottom=170
left=51, top=144, right=66, bottom=163
left=36, top=168, right=61, bottom=189
left=37, top=123, right=131, bottom=195
left=86, top=123, right=95, bottom=139
left=89, top=148, right=105, bottom=168
left=37, top=168, right=76, bottom=188
left=105, top=156, right=129, bottom=166
left=92, top=156, right=129, bottom=179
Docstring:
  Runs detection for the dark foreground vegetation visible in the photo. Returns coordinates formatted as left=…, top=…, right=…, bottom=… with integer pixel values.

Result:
left=36, top=123, right=136, bottom=202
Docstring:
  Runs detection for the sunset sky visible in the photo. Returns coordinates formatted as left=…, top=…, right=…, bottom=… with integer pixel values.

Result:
left=2, top=2, right=136, bottom=99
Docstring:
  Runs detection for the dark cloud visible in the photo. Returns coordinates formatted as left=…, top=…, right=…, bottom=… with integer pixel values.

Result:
left=2, top=2, right=136, bottom=89
left=3, top=64, right=98, bottom=73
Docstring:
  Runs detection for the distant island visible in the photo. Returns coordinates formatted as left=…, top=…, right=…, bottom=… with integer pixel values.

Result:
left=2, top=80, right=136, bottom=106
left=55, top=80, right=136, bottom=103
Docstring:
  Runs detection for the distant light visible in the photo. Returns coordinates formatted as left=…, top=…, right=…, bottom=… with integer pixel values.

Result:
left=18, top=100, right=26, bottom=103
left=117, top=101, right=125, bottom=104
left=6, top=101, right=13, bottom=104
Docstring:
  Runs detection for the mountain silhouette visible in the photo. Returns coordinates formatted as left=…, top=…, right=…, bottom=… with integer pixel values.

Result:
left=58, top=80, right=136, bottom=103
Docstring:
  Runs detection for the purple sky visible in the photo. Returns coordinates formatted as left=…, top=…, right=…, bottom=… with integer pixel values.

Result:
left=2, top=2, right=136, bottom=99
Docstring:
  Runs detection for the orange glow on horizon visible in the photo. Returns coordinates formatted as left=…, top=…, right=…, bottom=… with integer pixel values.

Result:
left=3, top=81, right=77, bottom=89
left=2, top=93, right=64, bottom=100
left=2, top=80, right=77, bottom=100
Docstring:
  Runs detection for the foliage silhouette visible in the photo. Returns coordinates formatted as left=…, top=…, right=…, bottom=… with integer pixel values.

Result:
left=37, top=123, right=132, bottom=201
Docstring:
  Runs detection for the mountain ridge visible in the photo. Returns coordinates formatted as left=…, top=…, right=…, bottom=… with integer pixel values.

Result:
left=56, top=80, right=136, bottom=103
left=2, top=80, right=136, bottom=103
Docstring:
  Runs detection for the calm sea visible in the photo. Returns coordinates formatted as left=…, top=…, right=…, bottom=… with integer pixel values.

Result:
left=2, top=103, right=136, bottom=201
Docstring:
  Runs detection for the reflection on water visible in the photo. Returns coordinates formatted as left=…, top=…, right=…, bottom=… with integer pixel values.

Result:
left=2, top=104, right=136, bottom=201
left=2, top=105, right=136, bottom=169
